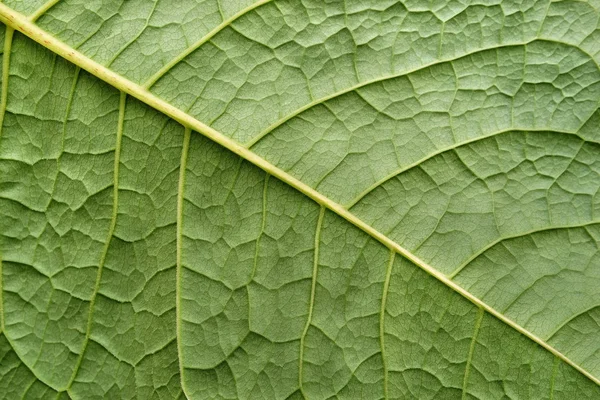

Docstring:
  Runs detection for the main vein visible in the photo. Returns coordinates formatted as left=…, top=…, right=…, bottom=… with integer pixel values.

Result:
left=0, top=3, right=598, bottom=387
left=63, top=91, right=127, bottom=393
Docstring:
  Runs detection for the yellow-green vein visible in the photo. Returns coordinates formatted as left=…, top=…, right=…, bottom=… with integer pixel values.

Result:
left=345, top=128, right=590, bottom=209
left=142, top=0, right=274, bottom=89
left=298, top=205, right=325, bottom=395
left=448, top=220, right=600, bottom=279
left=248, top=173, right=270, bottom=284
left=462, top=307, right=485, bottom=400
left=0, top=3, right=598, bottom=387
left=176, top=126, right=191, bottom=399
left=0, top=24, right=14, bottom=335
left=106, top=0, right=159, bottom=68
left=29, top=0, right=61, bottom=22
left=62, top=91, right=127, bottom=393
left=380, top=249, right=395, bottom=400
left=243, top=41, right=600, bottom=150
left=546, top=305, right=600, bottom=342
left=0, top=25, right=13, bottom=142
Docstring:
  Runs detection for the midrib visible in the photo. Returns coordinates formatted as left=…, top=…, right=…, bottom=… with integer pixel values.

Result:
left=0, top=2, right=598, bottom=388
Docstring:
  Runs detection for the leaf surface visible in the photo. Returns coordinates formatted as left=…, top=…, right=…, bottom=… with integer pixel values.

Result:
left=0, top=0, right=600, bottom=399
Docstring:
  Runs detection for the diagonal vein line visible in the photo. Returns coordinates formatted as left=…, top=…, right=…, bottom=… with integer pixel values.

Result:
left=106, top=0, right=158, bottom=68
left=298, top=205, right=325, bottom=396
left=21, top=376, right=38, bottom=399
left=244, top=42, right=600, bottom=150
left=0, top=25, right=13, bottom=143
left=143, top=0, right=274, bottom=89
left=346, top=127, right=594, bottom=209
left=0, top=24, right=14, bottom=335
left=249, top=173, right=270, bottom=285
left=380, top=249, right=395, bottom=400
left=546, top=304, right=600, bottom=342
left=0, top=3, right=598, bottom=387
left=448, top=220, right=600, bottom=279
left=29, top=0, right=61, bottom=22
left=63, top=91, right=127, bottom=393
left=176, top=126, right=191, bottom=400
left=462, top=307, right=485, bottom=400
left=0, top=333, right=56, bottom=393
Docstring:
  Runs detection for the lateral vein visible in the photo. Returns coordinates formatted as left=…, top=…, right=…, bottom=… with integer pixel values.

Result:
left=176, top=127, right=192, bottom=400
left=380, top=250, right=395, bottom=400
left=462, top=307, right=485, bottom=400
left=0, top=24, right=13, bottom=335
left=63, top=91, right=127, bottom=392
left=143, top=0, right=274, bottom=88
left=448, top=220, right=600, bottom=279
left=29, top=0, right=61, bottom=22
left=298, top=205, right=325, bottom=395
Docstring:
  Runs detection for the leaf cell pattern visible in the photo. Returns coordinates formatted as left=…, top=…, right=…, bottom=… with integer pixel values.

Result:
left=0, top=0, right=600, bottom=399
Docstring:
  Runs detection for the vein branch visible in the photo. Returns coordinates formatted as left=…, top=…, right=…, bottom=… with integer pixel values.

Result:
left=298, top=205, right=325, bottom=395
left=0, top=24, right=14, bottom=335
left=448, top=220, right=600, bottom=279
left=249, top=173, right=270, bottom=284
left=29, top=0, right=61, bottom=22
left=380, top=249, right=395, bottom=400
left=175, top=126, right=192, bottom=399
left=63, top=91, right=127, bottom=392
left=462, top=307, right=485, bottom=400
left=142, top=0, right=273, bottom=88
left=244, top=40, right=600, bottom=150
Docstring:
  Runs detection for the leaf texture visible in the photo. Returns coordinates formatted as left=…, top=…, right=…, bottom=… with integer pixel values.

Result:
left=0, top=0, right=600, bottom=399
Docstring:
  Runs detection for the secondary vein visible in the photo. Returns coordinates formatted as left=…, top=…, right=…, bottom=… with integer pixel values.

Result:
left=143, top=0, right=274, bottom=89
left=243, top=41, right=600, bottom=150
left=63, top=91, right=127, bottom=392
left=0, top=26, right=13, bottom=143
left=462, top=307, right=485, bottom=400
left=249, top=173, right=270, bottom=284
left=298, top=205, right=325, bottom=396
left=176, top=126, right=192, bottom=400
left=0, top=24, right=14, bottom=335
left=380, top=249, right=395, bottom=400
left=448, top=220, right=600, bottom=279
left=0, top=33, right=41, bottom=396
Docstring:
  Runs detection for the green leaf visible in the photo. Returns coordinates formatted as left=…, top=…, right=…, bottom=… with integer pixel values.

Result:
left=0, top=0, right=599, bottom=398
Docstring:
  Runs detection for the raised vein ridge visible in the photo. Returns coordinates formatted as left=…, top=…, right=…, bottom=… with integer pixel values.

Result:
left=176, top=127, right=192, bottom=400
left=0, top=2, right=598, bottom=388
left=63, top=91, right=127, bottom=394
left=0, top=24, right=14, bottom=336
